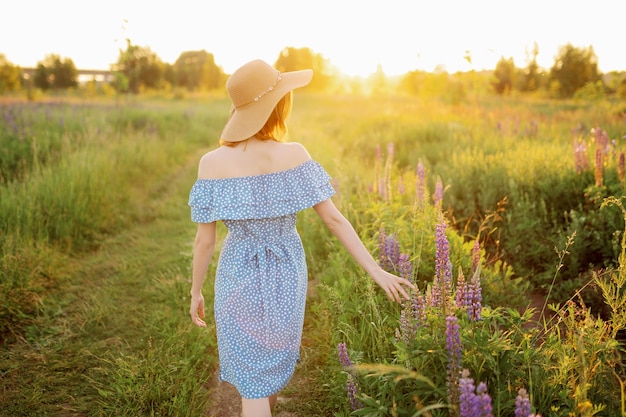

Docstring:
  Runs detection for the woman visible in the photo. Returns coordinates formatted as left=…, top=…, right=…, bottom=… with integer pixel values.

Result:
left=188, top=59, right=414, bottom=417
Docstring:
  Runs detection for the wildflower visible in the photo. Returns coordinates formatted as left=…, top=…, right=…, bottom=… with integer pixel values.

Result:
left=467, top=266, right=483, bottom=321
left=346, top=376, right=362, bottom=410
left=595, top=148, right=604, bottom=187
left=337, top=342, right=362, bottom=410
left=383, top=143, right=394, bottom=202
left=458, top=369, right=493, bottom=417
left=398, top=253, right=413, bottom=280
left=515, top=388, right=531, bottom=417
left=378, top=229, right=401, bottom=272
left=398, top=304, right=415, bottom=343
left=573, top=140, right=589, bottom=174
left=337, top=342, right=352, bottom=368
left=476, top=382, right=493, bottom=417
left=455, top=268, right=468, bottom=309
left=431, top=217, right=452, bottom=311
left=387, top=142, right=395, bottom=159
left=458, top=369, right=479, bottom=417
left=415, top=161, right=426, bottom=205
left=618, top=153, right=625, bottom=185
left=434, top=176, right=443, bottom=208
left=411, top=290, right=427, bottom=328
left=397, top=174, right=405, bottom=195
left=446, top=316, right=462, bottom=406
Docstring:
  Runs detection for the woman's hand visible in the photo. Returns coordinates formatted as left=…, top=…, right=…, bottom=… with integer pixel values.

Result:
left=190, top=293, right=207, bottom=327
left=369, top=267, right=415, bottom=303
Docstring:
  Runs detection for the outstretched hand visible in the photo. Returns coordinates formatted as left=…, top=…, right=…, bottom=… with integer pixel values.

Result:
left=370, top=268, right=415, bottom=303
left=190, top=293, right=207, bottom=327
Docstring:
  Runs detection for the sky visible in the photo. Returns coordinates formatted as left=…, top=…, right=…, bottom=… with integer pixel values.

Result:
left=1, top=0, right=624, bottom=77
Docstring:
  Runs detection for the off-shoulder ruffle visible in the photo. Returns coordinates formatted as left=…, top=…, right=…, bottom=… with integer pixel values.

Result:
left=188, top=159, right=335, bottom=223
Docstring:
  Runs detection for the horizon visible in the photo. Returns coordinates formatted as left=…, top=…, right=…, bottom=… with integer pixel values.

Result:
left=2, top=0, right=624, bottom=77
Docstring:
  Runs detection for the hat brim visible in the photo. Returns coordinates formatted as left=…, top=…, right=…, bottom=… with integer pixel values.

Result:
left=220, top=69, right=313, bottom=142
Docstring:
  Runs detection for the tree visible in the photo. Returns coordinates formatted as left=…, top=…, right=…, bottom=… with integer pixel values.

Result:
left=549, top=44, right=600, bottom=98
left=0, top=54, right=22, bottom=93
left=33, top=54, right=78, bottom=90
left=173, top=50, right=224, bottom=91
left=518, top=42, right=542, bottom=92
left=274, top=47, right=332, bottom=91
left=492, top=57, right=516, bottom=95
left=113, top=39, right=165, bottom=93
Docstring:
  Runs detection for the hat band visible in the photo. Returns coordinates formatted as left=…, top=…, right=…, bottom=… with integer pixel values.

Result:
left=237, top=70, right=282, bottom=108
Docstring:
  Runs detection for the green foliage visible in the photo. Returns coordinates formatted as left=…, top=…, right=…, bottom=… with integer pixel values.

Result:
left=550, top=44, right=601, bottom=98
left=0, top=54, right=22, bottom=93
left=274, top=46, right=333, bottom=92
left=173, top=50, right=225, bottom=91
left=33, top=54, right=78, bottom=90
left=113, top=39, right=167, bottom=93
left=493, top=56, right=516, bottom=95
left=2, top=93, right=626, bottom=415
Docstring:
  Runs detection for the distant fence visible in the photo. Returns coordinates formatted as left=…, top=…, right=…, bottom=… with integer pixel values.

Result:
left=21, top=68, right=114, bottom=83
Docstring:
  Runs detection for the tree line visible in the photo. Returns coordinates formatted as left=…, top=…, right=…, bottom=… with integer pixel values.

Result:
left=0, top=40, right=624, bottom=99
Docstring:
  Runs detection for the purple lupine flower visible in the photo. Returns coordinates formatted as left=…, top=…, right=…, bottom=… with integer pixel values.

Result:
left=338, top=342, right=362, bottom=410
left=398, top=174, right=405, bottom=195
left=412, top=290, right=427, bottom=328
left=387, top=142, right=395, bottom=160
left=347, top=376, right=362, bottom=410
left=379, top=232, right=401, bottom=273
left=476, top=382, right=493, bottom=417
left=378, top=228, right=388, bottom=269
left=454, top=267, right=467, bottom=307
left=398, top=304, right=415, bottom=343
left=515, top=388, right=532, bottom=417
left=434, top=177, right=444, bottom=208
left=415, top=161, right=426, bottom=205
left=337, top=342, right=352, bottom=368
left=467, top=267, right=483, bottom=321
left=378, top=176, right=386, bottom=200
left=432, top=218, right=452, bottom=311
left=458, top=369, right=494, bottom=417
left=458, top=369, right=479, bottom=417
left=398, top=253, right=413, bottom=280
left=595, top=148, right=604, bottom=187
left=446, top=316, right=462, bottom=406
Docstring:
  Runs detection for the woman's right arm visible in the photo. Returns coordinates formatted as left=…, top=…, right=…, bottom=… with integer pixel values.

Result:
left=190, top=222, right=217, bottom=327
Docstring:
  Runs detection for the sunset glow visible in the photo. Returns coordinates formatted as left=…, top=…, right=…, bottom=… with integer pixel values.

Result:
left=2, top=0, right=624, bottom=77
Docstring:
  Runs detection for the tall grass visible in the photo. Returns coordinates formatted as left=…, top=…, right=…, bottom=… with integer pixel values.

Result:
left=1, top=93, right=624, bottom=415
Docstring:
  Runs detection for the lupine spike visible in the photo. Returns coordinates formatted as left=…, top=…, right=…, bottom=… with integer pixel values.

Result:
left=446, top=316, right=462, bottom=406
left=455, top=267, right=468, bottom=309
left=468, top=265, right=483, bottom=321
left=433, top=217, right=452, bottom=312
left=515, top=388, right=532, bottom=417
left=415, top=161, right=426, bottom=206
left=434, top=176, right=444, bottom=208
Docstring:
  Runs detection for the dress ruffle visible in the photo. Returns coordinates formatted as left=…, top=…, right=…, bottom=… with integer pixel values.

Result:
left=188, top=159, right=335, bottom=223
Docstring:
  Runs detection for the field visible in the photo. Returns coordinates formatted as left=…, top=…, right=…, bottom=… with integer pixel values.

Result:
left=1, top=92, right=625, bottom=416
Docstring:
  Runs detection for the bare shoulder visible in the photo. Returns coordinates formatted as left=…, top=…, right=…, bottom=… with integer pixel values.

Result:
left=283, top=141, right=312, bottom=164
left=197, top=147, right=228, bottom=179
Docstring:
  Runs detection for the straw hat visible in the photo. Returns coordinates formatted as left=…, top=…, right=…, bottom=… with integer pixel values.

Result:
left=221, top=59, right=313, bottom=142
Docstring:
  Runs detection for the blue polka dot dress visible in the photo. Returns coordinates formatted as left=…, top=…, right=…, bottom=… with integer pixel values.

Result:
left=188, top=159, right=335, bottom=399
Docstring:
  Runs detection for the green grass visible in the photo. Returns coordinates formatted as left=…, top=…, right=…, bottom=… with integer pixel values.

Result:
left=1, top=93, right=625, bottom=416
left=0, top=148, right=218, bottom=416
